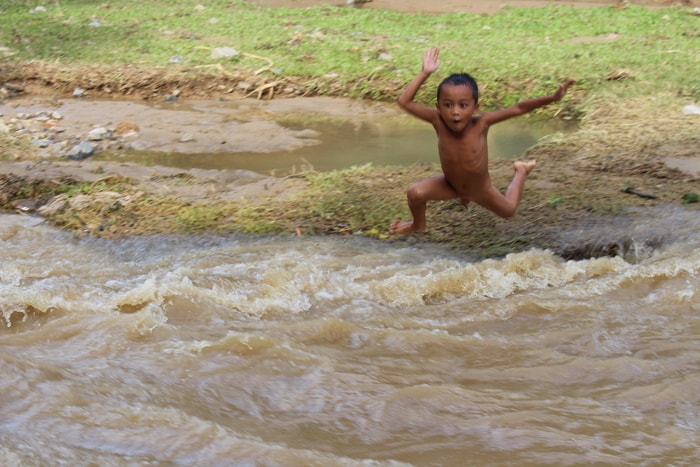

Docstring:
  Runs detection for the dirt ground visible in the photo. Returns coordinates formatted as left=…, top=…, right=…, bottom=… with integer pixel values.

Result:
left=1, top=0, right=699, bottom=259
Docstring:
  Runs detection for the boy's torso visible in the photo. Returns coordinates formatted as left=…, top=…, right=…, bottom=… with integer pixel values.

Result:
left=434, top=116, right=492, bottom=197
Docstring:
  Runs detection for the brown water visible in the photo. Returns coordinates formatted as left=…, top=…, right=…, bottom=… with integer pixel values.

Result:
left=2, top=213, right=699, bottom=466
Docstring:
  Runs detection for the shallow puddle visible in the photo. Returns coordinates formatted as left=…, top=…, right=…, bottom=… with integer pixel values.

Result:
left=98, top=116, right=569, bottom=175
left=9, top=96, right=570, bottom=175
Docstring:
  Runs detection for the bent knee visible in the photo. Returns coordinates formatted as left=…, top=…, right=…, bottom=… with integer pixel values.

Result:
left=406, top=185, right=426, bottom=203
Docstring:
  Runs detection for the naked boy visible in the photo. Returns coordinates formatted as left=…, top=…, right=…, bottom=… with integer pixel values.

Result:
left=390, top=47, right=575, bottom=234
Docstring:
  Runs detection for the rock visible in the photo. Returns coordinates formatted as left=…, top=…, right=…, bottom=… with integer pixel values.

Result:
left=32, top=137, right=53, bottom=148
left=3, top=83, right=24, bottom=94
left=87, top=127, right=110, bottom=141
left=179, top=133, right=194, bottom=142
left=683, top=104, right=700, bottom=115
left=67, top=141, right=95, bottom=160
left=114, top=121, right=139, bottom=136
left=210, top=47, right=239, bottom=59
left=38, top=195, right=68, bottom=217
left=11, top=199, right=40, bottom=213
left=73, top=87, right=86, bottom=98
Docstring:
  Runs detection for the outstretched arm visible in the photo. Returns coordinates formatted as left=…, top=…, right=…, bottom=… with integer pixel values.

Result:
left=397, top=47, right=441, bottom=122
left=482, top=79, right=575, bottom=125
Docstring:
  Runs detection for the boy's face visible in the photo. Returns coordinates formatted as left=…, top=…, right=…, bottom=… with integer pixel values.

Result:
left=436, top=84, right=479, bottom=133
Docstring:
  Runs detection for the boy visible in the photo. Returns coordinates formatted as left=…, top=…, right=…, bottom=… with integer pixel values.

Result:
left=390, top=47, right=574, bottom=234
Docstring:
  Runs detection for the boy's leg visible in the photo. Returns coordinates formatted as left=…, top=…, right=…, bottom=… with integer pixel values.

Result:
left=390, top=175, right=457, bottom=233
left=478, top=160, right=536, bottom=218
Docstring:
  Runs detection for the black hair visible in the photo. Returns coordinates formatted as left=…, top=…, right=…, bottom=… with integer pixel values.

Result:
left=437, top=73, right=479, bottom=104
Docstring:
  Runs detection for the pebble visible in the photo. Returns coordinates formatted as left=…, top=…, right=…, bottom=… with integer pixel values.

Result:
left=683, top=104, right=700, bottom=115
left=210, top=47, right=239, bottom=59
left=87, top=126, right=110, bottom=141
left=32, top=138, right=53, bottom=148
left=67, top=141, right=95, bottom=160
left=11, top=199, right=40, bottom=213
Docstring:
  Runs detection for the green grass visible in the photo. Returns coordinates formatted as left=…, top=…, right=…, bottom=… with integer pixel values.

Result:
left=1, top=0, right=698, bottom=104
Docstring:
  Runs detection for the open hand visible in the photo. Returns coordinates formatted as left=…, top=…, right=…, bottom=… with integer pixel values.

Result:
left=422, top=47, right=440, bottom=74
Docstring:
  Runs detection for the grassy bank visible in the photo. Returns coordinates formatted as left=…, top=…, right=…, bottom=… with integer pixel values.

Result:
left=1, top=0, right=698, bottom=107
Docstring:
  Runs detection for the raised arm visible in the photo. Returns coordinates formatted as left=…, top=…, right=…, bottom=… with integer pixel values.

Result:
left=481, top=79, right=575, bottom=125
left=397, top=47, right=441, bottom=122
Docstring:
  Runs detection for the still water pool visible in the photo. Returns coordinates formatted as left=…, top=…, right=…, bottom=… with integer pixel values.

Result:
left=98, top=113, right=567, bottom=174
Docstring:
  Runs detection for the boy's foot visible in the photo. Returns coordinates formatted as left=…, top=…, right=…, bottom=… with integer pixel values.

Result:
left=389, top=219, right=426, bottom=234
left=513, top=160, right=537, bottom=174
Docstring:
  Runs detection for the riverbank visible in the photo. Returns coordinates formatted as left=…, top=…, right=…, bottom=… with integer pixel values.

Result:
left=1, top=0, right=698, bottom=259
left=1, top=92, right=697, bottom=259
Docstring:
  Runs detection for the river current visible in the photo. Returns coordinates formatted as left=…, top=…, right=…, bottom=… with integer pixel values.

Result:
left=1, top=212, right=699, bottom=465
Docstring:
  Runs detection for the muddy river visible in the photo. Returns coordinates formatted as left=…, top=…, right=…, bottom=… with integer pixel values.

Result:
left=1, top=212, right=699, bottom=465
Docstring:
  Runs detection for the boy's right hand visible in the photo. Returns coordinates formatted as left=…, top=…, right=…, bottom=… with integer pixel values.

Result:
left=553, top=79, right=576, bottom=100
left=422, top=47, right=440, bottom=74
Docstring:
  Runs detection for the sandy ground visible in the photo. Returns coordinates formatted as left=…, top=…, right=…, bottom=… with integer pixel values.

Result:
left=0, top=95, right=399, bottom=205
left=5, top=96, right=397, bottom=154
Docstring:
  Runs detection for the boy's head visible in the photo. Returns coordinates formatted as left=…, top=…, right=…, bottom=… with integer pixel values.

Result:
left=437, top=73, right=479, bottom=104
